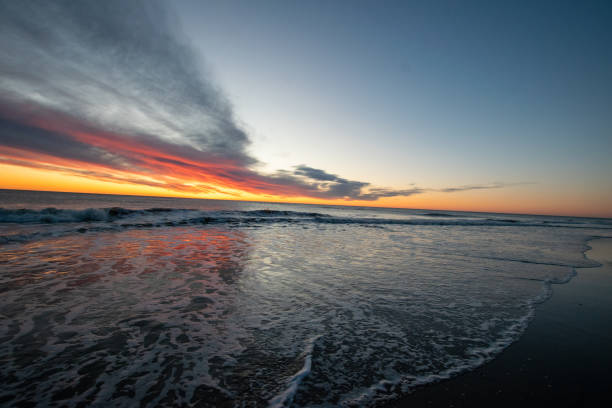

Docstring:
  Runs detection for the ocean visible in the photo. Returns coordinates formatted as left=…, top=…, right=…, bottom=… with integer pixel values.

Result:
left=1, top=189, right=611, bottom=407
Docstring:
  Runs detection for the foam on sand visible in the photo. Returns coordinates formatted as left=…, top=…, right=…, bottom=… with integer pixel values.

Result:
left=268, top=335, right=322, bottom=408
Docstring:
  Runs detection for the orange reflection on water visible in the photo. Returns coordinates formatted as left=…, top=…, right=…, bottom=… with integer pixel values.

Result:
left=0, top=227, right=252, bottom=291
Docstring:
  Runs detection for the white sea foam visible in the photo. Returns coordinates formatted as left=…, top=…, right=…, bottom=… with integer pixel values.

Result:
left=268, top=335, right=322, bottom=408
left=1, top=207, right=610, bottom=230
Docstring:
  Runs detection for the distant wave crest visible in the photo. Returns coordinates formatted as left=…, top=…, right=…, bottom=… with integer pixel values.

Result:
left=1, top=207, right=610, bottom=228
left=1, top=207, right=611, bottom=246
left=0, top=207, right=330, bottom=224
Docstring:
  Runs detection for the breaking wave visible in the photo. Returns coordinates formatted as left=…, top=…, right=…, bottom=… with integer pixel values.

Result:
left=1, top=207, right=611, bottom=246
left=0, top=207, right=329, bottom=224
left=1, top=207, right=610, bottom=227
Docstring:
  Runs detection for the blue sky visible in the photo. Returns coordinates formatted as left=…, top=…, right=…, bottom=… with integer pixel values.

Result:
left=175, top=0, right=612, bottom=191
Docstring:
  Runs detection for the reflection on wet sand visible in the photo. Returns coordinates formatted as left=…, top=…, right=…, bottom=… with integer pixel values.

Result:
left=0, top=227, right=251, bottom=407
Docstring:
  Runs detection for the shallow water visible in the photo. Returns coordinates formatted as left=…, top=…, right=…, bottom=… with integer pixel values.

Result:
left=1, top=190, right=611, bottom=407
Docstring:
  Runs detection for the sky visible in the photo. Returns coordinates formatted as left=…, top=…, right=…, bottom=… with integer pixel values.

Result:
left=0, top=0, right=610, bottom=217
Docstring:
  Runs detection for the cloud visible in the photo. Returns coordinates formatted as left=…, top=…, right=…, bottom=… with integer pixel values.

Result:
left=0, top=0, right=251, bottom=163
left=293, top=166, right=344, bottom=182
left=287, top=165, right=424, bottom=200
left=0, top=0, right=526, bottom=202
left=436, top=182, right=533, bottom=193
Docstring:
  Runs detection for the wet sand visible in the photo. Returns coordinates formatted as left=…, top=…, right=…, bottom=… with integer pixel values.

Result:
left=386, top=238, right=612, bottom=407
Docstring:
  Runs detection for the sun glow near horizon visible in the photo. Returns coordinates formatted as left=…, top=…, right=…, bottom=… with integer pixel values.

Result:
left=1, top=161, right=609, bottom=219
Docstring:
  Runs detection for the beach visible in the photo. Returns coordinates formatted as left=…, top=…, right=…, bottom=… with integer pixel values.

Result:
left=387, top=238, right=612, bottom=407
left=1, top=190, right=611, bottom=407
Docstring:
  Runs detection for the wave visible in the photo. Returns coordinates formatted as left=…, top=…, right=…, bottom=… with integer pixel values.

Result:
left=268, top=335, right=322, bottom=408
left=0, top=207, right=330, bottom=224
left=341, top=309, right=533, bottom=406
left=0, top=207, right=610, bottom=227
left=1, top=207, right=611, bottom=246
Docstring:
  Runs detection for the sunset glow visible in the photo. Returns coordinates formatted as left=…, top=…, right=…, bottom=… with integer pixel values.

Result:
left=1, top=0, right=610, bottom=217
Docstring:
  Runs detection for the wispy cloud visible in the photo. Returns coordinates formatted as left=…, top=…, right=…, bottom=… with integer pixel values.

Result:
left=0, top=0, right=252, bottom=164
left=436, top=182, right=534, bottom=193
left=0, top=0, right=527, bottom=202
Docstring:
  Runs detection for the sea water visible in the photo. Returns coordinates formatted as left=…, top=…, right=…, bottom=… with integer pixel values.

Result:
left=1, top=189, right=611, bottom=407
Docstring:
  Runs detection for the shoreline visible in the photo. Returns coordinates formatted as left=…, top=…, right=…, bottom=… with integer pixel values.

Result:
left=384, top=237, right=612, bottom=407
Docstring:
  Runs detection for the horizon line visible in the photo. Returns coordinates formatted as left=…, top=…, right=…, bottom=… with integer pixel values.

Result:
left=1, top=187, right=609, bottom=220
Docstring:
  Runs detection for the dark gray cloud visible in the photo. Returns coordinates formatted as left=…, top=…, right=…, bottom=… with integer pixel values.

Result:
left=287, top=166, right=422, bottom=201
left=291, top=165, right=369, bottom=199
left=0, top=115, right=130, bottom=170
left=294, top=166, right=344, bottom=182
